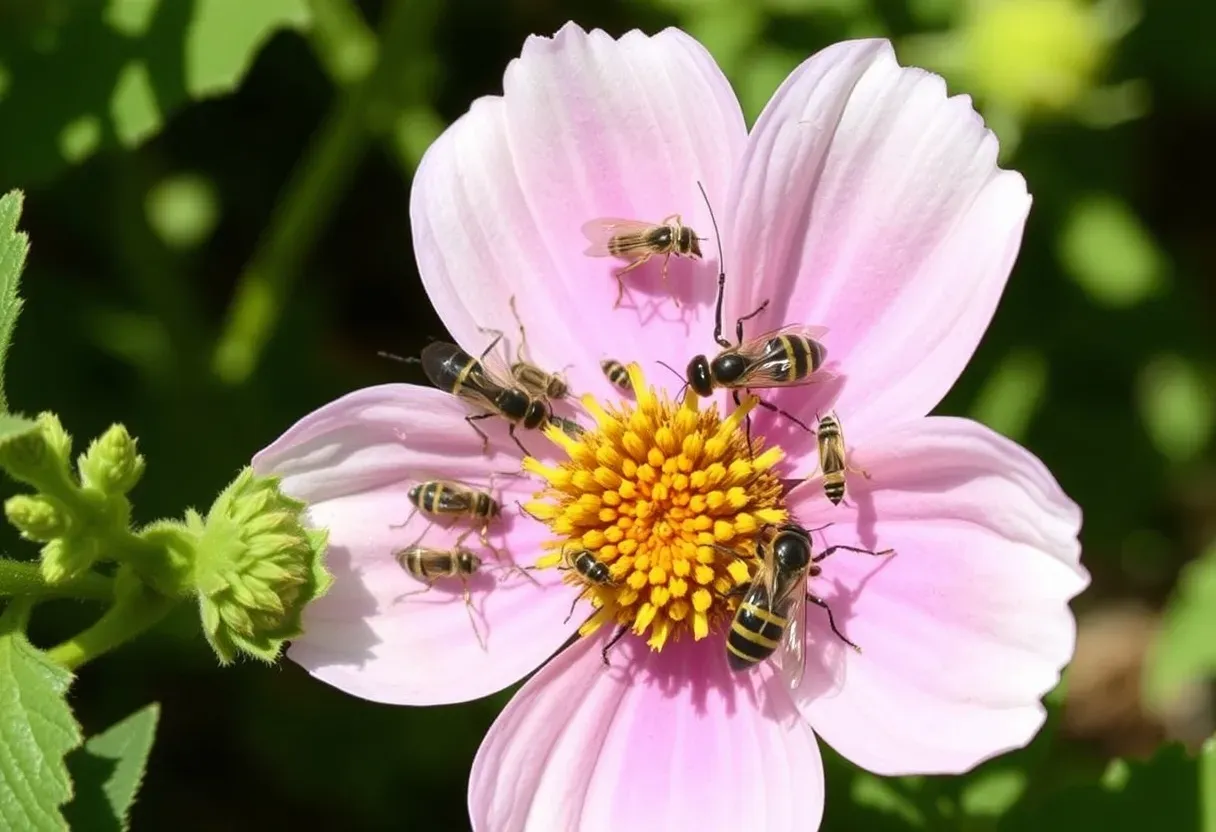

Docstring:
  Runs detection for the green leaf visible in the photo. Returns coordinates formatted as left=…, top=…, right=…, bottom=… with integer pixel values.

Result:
left=0, top=191, right=29, bottom=414
left=1001, top=743, right=1200, bottom=831
left=0, top=413, right=39, bottom=442
left=62, top=704, right=160, bottom=832
left=1145, top=542, right=1216, bottom=711
left=0, top=1, right=311, bottom=186
left=0, top=620, right=83, bottom=831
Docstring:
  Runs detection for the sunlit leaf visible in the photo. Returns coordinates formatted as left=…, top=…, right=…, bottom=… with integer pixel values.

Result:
left=1145, top=542, right=1216, bottom=712
left=0, top=0, right=310, bottom=186
left=969, top=348, right=1047, bottom=441
left=0, top=190, right=28, bottom=414
left=1060, top=194, right=1166, bottom=308
left=63, top=704, right=160, bottom=831
left=0, top=622, right=83, bottom=831
left=1138, top=354, right=1215, bottom=464
left=961, top=768, right=1028, bottom=818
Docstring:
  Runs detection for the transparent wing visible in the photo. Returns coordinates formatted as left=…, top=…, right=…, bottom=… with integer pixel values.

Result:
left=728, top=324, right=834, bottom=389
left=581, top=217, right=657, bottom=256
left=737, top=323, right=830, bottom=352
left=777, top=584, right=808, bottom=690
left=450, top=361, right=512, bottom=414
left=818, top=433, right=846, bottom=475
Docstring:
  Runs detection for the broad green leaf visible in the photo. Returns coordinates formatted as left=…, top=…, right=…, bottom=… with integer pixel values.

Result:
left=1145, top=543, right=1216, bottom=711
left=63, top=704, right=160, bottom=832
left=0, top=1, right=311, bottom=186
left=0, top=621, right=83, bottom=831
left=0, top=413, right=39, bottom=441
left=0, top=191, right=28, bottom=414
left=1001, top=743, right=1199, bottom=831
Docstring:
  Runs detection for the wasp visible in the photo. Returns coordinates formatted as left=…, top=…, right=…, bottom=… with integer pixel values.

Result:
left=600, top=359, right=634, bottom=394
left=405, top=480, right=500, bottom=548
left=813, top=411, right=870, bottom=506
left=582, top=214, right=704, bottom=308
left=725, top=523, right=892, bottom=689
left=419, top=339, right=550, bottom=456
left=396, top=544, right=490, bottom=649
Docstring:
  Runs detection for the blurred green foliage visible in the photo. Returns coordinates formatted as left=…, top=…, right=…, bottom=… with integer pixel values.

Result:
left=0, top=0, right=1214, bottom=828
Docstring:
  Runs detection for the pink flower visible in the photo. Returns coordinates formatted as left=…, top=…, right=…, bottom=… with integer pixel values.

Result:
left=254, top=24, right=1088, bottom=831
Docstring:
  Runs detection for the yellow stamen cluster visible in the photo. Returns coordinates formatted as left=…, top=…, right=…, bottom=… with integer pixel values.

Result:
left=523, top=364, right=788, bottom=651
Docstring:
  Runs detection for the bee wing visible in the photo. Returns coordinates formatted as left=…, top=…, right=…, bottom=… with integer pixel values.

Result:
left=818, top=433, right=846, bottom=473
left=733, top=324, right=835, bottom=389
left=450, top=361, right=512, bottom=413
left=777, top=583, right=809, bottom=691
left=581, top=217, right=656, bottom=256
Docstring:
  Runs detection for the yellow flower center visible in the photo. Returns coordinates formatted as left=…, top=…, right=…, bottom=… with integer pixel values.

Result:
left=522, top=364, right=788, bottom=651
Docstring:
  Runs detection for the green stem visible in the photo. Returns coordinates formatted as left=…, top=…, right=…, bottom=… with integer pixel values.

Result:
left=46, top=583, right=176, bottom=670
left=305, top=0, right=378, bottom=86
left=211, top=0, right=416, bottom=384
left=0, top=558, right=113, bottom=601
left=0, top=596, right=34, bottom=633
left=1202, top=735, right=1216, bottom=832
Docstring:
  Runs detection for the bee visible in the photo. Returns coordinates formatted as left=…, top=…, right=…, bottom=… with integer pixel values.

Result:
left=725, top=523, right=892, bottom=689
left=549, top=415, right=587, bottom=440
left=581, top=214, right=704, bottom=308
left=395, top=544, right=489, bottom=649
left=420, top=339, right=551, bottom=456
left=486, top=296, right=570, bottom=400
left=813, top=411, right=870, bottom=506
left=600, top=359, right=634, bottom=394
left=406, top=480, right=500, bottom=548
left=543, top=545, right=627, bottom=666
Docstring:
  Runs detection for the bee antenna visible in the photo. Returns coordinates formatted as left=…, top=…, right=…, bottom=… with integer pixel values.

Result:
left=378, top=350, right=420, bottom=365
left=655, top=360, right=685, bottom=384
left=696, top=181, right=724, bottom=270
left=697, top=180, right=730, bottom=349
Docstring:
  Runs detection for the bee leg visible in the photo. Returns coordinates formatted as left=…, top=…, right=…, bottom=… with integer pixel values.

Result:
left=806, top=592, right=861, bottom=653
left=735, top=299, right=770, bottom=346
left=507, top=423, right=533, bottom=458
left=660, top=213, right=682, bottom=226
left=389, top=504, right=420, bottom=530
left=508, top=295, right=530, bottom=363
left=612, top=255, right=650, bottom=309
left=395, top=578, right=437, bottom=602
left=660, top=252, right=680, bottom=309
left=464, top=413, right=494, bottom=454
left=601, top=623, right=630, bottom=667
left=563, top=586, right=589, bottom=624
left=476, top=330, right=505, bottom=363
left=813, top=544, right=895, bottom=563
left=753, top=396, right=813, bottom=432
left=804, top=522, right=834, bottom=537
left=460, top=576, right=488, bottom=652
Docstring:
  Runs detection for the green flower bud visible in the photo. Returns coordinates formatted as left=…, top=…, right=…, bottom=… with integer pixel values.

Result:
left=40, top=535, right=102, bottom=584
left=0, top=412, right=74, bottom=494
left=5, top=493, right=68, bottom=541
left=77, top=424, right=146, bottom=496
left=190, top=468, right=331, bottom=665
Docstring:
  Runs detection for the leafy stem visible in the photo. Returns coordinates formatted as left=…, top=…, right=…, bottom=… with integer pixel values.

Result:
left=211, top=0, right=420, bottom=384
left=0, top=558, right=113, bottom=601
left=47, top=576, right=177, bottom=670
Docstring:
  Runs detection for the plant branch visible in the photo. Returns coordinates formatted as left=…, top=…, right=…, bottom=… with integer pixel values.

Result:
left=46, top=582, right=176, bottom=670
left=0, top=558, right=113, bottom=601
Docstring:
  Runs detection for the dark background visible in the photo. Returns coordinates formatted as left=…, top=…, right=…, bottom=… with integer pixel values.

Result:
left=1, top=0, right=1213, bottom=829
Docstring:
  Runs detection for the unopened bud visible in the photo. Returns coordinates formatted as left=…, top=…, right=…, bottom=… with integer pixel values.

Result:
left=5, top=494, right=68, bottom=541
left=78, top=424, right=146, bottom=496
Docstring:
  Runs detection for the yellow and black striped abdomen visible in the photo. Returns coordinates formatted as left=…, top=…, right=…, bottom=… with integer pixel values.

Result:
left=410, top=481, right=476, bottom=517
left=600, top=359, right=632, bottom=392
left=774, top=334, right=813, bottom=383
left=397, top=547, right=457, bottom=581
left=726, top=597, right=787, bottom=671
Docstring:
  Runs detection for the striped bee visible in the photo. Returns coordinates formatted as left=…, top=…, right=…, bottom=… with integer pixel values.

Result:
left=395, top=544, right=488, bottom=649
left=406, top=480, right=499, bottom=549
left=581, top=214, right=703, bottom=307
left=725, top=523, right=892, bottom=689
left=600, top=358, right=633, bottom=394
left=813, top=411, right=870, bottom=506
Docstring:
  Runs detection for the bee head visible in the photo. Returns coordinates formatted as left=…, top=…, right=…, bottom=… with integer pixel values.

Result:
left=686, top=355, right=714, bottom=397
left=457, top=550, right=483, bottom=573
left=407, top=483, right=422, bottom=502
left=682, top=227, right=703, bottom=258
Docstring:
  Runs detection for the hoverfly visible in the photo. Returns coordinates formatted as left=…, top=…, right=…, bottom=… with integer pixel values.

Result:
left=396, top=544, right=490, bottom=649
left=419, top=340, right=550, bottom=456
left=813, top=411, right=870, bottom=506
left=725, top=523, right=892, bottom=689
left=488, top=296, right=570, bottom=400
left=600, top=358, right=634, bottom=394
left=581, top=214, right=704, bottom=308
left=549, top=415, right=587, bottom=440
left=537, top=544, right=625, bottom=667
left=405, top=480, right=500, bottom=549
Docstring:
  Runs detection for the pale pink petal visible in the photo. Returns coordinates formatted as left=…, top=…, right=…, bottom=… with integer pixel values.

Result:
left=253, top=385, right=582, bottom=705
left=782, top=417, right=1085, bottom=775
left=411, top=23, right=746, bottom=399
left=469, top=633, right=823, bottom=832
left=723, top=40, right=1030, bottom=444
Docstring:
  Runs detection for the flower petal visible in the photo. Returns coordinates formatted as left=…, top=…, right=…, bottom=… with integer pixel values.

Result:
left=469, top=634, right=823, bottom=832
left=411, top=23, right=747, bottom=399
left=253, top=385, right=582, bottom=705
left=723, top=39, right=1030, bottom=443
left=783, top=417, right=1086, bottom=775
